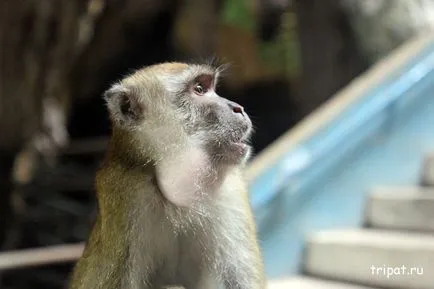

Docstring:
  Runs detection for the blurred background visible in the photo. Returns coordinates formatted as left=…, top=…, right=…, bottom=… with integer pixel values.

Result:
left=1, top=0, right=434, bottom=288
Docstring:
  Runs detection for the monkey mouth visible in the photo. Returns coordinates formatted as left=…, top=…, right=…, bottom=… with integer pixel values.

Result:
left=231, top=131, right=251, bottom=148
left=210, top=138, right=250, bottom=164
left=232, top=141, right=247, bottom=149
left=229, top=139, right=250, bottom=156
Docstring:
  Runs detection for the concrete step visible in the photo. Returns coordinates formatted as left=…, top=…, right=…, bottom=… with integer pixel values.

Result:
left=269, top=276, right=376, bottom=288
left=365, top=186, right=434, bottom=231
left=304, top=229, right=434, bottom=289
left=421, top=153, right=434, bottom=186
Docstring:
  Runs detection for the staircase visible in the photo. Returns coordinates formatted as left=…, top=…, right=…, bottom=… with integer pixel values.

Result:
left=268, top=153, right=434, bottom=289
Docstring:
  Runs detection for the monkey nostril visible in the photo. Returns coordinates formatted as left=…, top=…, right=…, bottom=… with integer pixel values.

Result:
left=227, top=101, right=245, bottom=115
left=232, top=106, right=243, bottom=114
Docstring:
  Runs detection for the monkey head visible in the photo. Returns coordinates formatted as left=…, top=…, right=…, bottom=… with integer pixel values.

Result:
left=104, top=62, right=252, bottom=207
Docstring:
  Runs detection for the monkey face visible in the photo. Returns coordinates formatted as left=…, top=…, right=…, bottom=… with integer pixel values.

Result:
left=175, top=72, right=253, bottom=164
left=104, top=63, right=252, bottom=165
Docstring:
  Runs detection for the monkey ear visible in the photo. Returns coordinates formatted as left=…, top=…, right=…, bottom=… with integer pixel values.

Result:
left=103, top=84, right=144, bottom=125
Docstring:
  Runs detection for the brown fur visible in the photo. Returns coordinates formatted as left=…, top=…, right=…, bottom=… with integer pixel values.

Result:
left=68, top=63, right=266, bottom=289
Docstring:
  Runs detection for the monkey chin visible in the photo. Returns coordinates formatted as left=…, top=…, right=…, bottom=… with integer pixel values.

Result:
left=226, top=141, right=251, bottom=164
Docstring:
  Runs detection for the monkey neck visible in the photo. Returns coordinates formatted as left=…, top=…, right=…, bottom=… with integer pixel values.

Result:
left=105, top=127, right=153, bottom=168
left=103, top=126, right=236, bottom=209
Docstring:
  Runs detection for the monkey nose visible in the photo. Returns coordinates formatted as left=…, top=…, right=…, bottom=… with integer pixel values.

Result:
left=228, top=102, right=245, bottom=116
left=233, top=106, right=243, bottom=114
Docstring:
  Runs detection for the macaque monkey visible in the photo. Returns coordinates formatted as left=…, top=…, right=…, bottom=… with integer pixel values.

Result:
left=68, top=62, right=266, bottom=289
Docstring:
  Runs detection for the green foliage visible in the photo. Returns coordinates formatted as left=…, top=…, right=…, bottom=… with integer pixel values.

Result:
left=220, top=0, right=255, bottom=32
left=259, top=11, right=301, bottom=79
left=220, top=0, right=301, bottom=80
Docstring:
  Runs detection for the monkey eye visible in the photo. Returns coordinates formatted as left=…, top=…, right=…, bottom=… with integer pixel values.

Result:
left=193, top=83, right=207, bottom=95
